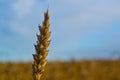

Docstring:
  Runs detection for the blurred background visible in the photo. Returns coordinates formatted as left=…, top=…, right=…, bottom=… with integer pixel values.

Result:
left=0, top=0, right=120, bottom=61
left=0, top=0, right=120, bottom=80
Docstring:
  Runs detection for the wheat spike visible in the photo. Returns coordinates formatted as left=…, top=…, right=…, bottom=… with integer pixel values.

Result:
left=32, top=10, right=51, bottom=80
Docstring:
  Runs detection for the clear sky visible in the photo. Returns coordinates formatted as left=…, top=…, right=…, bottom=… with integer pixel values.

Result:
left=0, top=0, right=120, bottom=61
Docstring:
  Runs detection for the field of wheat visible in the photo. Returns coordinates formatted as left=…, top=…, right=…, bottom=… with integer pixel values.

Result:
left=0, top=59, right=120, bottom=80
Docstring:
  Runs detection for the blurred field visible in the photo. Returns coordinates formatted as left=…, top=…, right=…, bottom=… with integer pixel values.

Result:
left=0, top=59, right=120, bottom=80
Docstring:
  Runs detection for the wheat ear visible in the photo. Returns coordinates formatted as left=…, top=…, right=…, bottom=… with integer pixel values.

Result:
left=32, top=10, right=51, bottom=80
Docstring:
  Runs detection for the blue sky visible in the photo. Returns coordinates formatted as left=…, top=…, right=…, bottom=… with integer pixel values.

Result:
left=0, top=0, right=120, bottom=61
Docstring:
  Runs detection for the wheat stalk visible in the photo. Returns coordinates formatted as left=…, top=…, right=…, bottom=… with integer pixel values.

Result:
left=32, top=10, right=51, bottom=80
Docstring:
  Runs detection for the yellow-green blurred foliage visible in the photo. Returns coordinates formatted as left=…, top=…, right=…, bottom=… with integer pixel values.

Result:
left=0, top=59, right=120, bottom=80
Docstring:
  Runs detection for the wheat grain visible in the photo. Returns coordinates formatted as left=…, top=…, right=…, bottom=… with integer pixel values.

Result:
left=32, top=10, right=51, bottom=80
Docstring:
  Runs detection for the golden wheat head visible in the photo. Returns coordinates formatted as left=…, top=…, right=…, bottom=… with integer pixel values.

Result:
left=32, top=10, right=51, bottom=80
